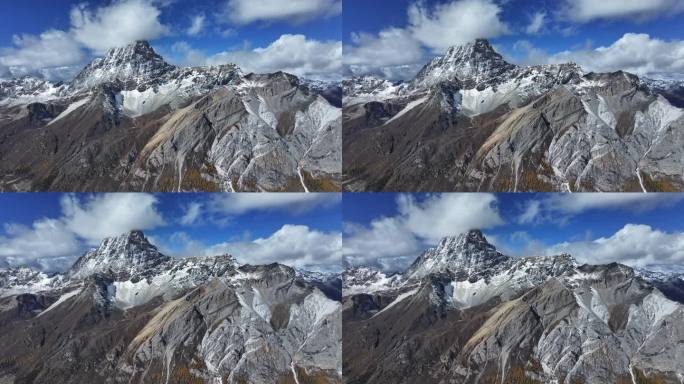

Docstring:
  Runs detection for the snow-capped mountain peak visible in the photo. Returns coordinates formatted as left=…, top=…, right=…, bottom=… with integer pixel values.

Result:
left=406, top=229, right=511, bottom=280
left=442, top=38, right=504, bottom=63
left=69, top=230, right=169, bottom=280
left=412, top=38, right=517, bottom=89
left=72, top=40, right=176, bottom=90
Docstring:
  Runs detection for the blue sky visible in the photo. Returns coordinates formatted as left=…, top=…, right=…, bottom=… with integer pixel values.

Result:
left=343, top=0, right=684, bottom=80
left=0, top=193, right=342, bottom=273
left=343, top=193, right=684, bottom=273
left=0, top=0, right=342, bottom=80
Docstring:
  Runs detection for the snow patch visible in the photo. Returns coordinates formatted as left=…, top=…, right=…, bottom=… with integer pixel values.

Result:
left=297, top=167, right=310, bottom=193
left=450, top=279, right=492, bottom=308
left=37, top=287, right=82, bottom=317
left=0, top=269, right=63, bottom=298
left=372, top=288, right=419, bottom=318
left=343, top=268, right=403, bottom=295
left=47, top=97, right=90, bottom=126
left=384, top=96, right=428, bottom=125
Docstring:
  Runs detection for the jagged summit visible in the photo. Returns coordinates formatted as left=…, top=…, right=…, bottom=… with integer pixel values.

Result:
left=432, top=229, right=495, bottom=254
left=72, top=40, right=176, bottom=89
left=69, top=230, right=170, bottom=280
left=406, top=229, right=511, bottom=280
left=443, top=39, right=501, bottom=60
left=105, top=40, right=166, bottom=62
left=412, top=38, right=518, bottom=88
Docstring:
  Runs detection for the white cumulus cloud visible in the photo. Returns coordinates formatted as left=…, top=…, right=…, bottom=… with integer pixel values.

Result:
left=173, top=35, right=342, bottom=79
left=0, top=219, right=81, bottom=271
left=0, top=30, right=85, bottom=70
left=70, top=0, right=170, bottom=53
left=343, top=0, right=509, bottom=79
left=0, top=0, right=172, bottom=80
left=562, top=0, right=684, bottom=22
left=209, top=193, right=341, bottom=216
left=397, top=193, right=504, bottom=242
left=408, top=0, right=509, bottom=52
left=206, top=34, right=342, bottom=79
left=179, top=202, right=202, bottom=225
left=548, top=33, right=684, bottom=78
left=343, top=219, right=422, bottom=271
left=0, top=194, right=167, bottom=272
left=205, top=225, right=342, bottom=271
left=547, top=224, right=684, bottom=270
left=517, top=193, right=684, bottom=224
left=343, top=27, right=425, bottom=80
left=222, top=0, right=341, bottom=24
left=526, top=11, right=547, bottom=34
left=60, top=193, right=166, bottom=245
left=344, top=28, right=424, bottom=68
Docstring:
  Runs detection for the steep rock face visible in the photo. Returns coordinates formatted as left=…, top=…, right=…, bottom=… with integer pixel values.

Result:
left=0, top=41, right=341, bottom=192
left=115, top=264, right=341, bottom=384
left=406, top=229, right=511, bottom=280
left=70, top=230, right=169, bottom=280
left=0, top=231, right=342, bottom=384
left=343, top=230, right=684, bottom=384
left=411, top=39, right=518, bottom=90
left=72, top=40, right=176, bottom=90
left=342, top=39, right=684, bottom=192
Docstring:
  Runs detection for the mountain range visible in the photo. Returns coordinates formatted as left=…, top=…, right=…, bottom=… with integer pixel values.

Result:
left=342, top=229, right=684, bottom=383
left=0, top=230, right=342, bottom=384
left=343, top=39, right=684, bottom=192
left=0, top=41, right=342, bottom=192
